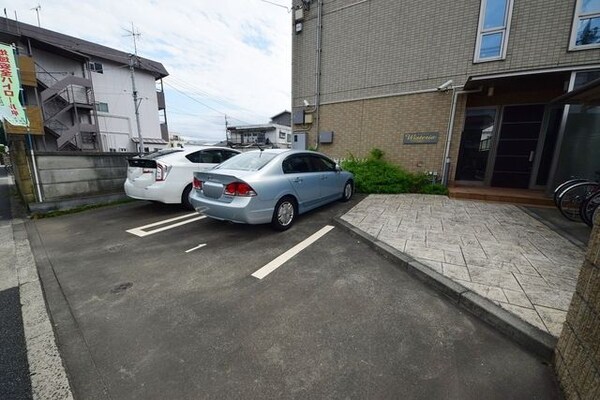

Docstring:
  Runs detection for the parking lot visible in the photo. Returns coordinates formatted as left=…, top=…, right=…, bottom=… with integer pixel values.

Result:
left=26, top=198, right=561, bottom=399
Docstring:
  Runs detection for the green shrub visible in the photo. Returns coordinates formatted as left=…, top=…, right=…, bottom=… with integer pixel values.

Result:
left=341, top=150, right=448, bottom=195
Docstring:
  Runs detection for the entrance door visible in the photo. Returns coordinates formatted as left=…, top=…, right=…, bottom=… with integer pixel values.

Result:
left=491, top=105, right=545, bottom=188
left=456, top=108, right=497, bottom=183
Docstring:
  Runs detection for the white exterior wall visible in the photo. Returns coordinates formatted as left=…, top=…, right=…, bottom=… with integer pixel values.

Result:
left=31, top=48, right=85, bottom=78
left=90, top=58, right=162, bottom=152
left=268, top=124, right=291, bottom=147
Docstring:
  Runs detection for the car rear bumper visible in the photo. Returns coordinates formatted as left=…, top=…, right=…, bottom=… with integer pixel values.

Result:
left=189, top=189, right=273, bottom=224
left=124, top=180, right=179, bottom=204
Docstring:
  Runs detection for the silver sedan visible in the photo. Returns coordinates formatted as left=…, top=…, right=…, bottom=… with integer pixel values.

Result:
left=189, top=149, right=354, bottom=230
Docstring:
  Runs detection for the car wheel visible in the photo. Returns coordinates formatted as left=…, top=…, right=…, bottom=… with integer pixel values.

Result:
left=341, top=180, right=353, bottom=202
left=181, top=184, right=193, bottom=210
left=271, top=196, right=297, bottom=231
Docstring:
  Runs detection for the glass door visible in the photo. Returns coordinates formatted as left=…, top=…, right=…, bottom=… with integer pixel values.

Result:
left=491, top=104, right=545, bottom=188
left=455, top=108, right=497, bottom=183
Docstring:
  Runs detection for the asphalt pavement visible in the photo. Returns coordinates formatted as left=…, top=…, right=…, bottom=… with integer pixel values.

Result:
left=26, top=196, right=562, bottom=399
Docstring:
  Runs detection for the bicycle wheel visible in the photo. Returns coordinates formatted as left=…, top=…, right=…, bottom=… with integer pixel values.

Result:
left=580, top=190, right=600, bottom=227
left=553, top=178, right=588, bottom=206
left=557, top=181, right=600, bottom=221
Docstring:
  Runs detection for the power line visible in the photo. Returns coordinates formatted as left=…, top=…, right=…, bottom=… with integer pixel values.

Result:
left=163, top=81, right=254, bottom=125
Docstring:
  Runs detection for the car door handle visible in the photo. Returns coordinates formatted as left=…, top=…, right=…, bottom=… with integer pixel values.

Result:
left=320, top=175, right=327, bottom=180
left=293, top=178, right=303, bottom=183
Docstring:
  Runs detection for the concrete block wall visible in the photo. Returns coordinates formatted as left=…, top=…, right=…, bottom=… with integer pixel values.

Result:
left=34, top=152, right=135, bottom=201
left=555, top=212, right=600, bottom=399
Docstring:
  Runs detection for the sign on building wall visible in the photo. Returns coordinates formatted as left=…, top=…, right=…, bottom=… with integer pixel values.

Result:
left=403, top=132, right=439, bottom=145
left=0, top=43, right=28, bottom=127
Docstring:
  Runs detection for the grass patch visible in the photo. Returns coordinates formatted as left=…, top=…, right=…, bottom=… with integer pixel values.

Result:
left=340, top=149, right=448, bottom=195
left=31, top=198, right=135, bottom=219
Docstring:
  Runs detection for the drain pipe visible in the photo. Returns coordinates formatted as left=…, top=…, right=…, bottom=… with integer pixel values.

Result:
left=440, top=86, right=481, bottom=186
left=313, top=0, right=323, bottom=150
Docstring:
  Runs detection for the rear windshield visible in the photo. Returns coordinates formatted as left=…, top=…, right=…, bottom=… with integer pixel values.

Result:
left=214, top=151, right=277, bottom=171
left=142, top=149, right=182, bottom=160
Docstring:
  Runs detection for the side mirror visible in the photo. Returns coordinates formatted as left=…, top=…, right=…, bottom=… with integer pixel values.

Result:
left=335, top=164, right=342, bottom=172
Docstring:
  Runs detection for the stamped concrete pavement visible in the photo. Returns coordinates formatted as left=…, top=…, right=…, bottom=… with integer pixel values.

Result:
left=341, top=194, right=586, bottom=338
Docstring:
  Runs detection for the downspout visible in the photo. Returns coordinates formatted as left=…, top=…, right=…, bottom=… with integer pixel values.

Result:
left=441, top=87, right=461, bottom=186
left=440, top=86, right=481, bottom=186
left=314, top=0, right=323, bottom=149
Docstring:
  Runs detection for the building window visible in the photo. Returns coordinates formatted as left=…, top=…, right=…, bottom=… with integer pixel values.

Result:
left=570, top=0, right=600, bottom=50
left=474, top=0, right=514, bottom=62
left=96, top=102, right=109, bottom=112
left=89, top=62, right=103, bottom=74
left=279, top=130, right=286, bottom=139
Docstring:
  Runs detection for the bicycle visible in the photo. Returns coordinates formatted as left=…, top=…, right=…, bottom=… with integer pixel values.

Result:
left=553, top=178, right=589, bottom=206
left=1, top=152, right=12, bottom=175
left=580, top=190, right=600, bottom=228
left=556, top=179, right=600, bottom=222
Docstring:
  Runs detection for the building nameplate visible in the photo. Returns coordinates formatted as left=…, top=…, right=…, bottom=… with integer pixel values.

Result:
left=403, top=132, right=439, bottom=145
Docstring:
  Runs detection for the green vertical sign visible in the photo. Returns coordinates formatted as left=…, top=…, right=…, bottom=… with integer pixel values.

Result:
left=0, top=43, right=28, bottom=127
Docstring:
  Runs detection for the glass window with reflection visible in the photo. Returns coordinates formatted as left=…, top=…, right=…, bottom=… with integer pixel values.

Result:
left=455, top=109, right=497, bottom=182
left=571, top=0, right=600, bottom=49
left=474, top=0, right=513, bottom=62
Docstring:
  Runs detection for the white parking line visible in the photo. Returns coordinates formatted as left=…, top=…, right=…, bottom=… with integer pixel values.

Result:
left=251, top=225, right=335, bottom=280
left=185, top=243, right=207, bottom=253
left=126, top=213, right=206, bottom=237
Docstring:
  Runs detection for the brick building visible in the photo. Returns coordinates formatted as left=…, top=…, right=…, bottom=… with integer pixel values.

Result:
left=291, top=0, right=600, bottom=191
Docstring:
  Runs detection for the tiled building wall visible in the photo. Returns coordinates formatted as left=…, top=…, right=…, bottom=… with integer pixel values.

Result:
left=555, top=213, right=600, bottom=399
left=292, top=0, right=600, bottom=107
left=314, top=91, right=465, bottom=176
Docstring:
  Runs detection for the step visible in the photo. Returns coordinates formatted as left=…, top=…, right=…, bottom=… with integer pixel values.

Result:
left=448, top=187, right=554, bottom=207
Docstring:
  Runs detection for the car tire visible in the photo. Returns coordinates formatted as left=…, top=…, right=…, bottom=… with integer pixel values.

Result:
left=181, top=184, right=193, bottom=210
left=271, top=196, right=297, bottom=231
left=341, top=180, right=353, bottom=202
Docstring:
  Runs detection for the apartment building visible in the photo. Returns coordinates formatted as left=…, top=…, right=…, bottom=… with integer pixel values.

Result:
left=291, top=0, right=600, bottom=191
left=0, top=17, right=169, bottom=152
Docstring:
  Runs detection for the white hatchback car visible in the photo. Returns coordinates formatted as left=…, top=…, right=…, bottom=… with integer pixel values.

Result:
left=124, top=146, right=240, bottom=209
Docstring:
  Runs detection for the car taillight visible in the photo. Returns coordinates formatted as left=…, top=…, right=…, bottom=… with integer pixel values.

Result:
left=193, top=177, right=202, bottom=190
left=224, top=182, right=256, bottom=197
left=155, top=162, right=169, bottom=181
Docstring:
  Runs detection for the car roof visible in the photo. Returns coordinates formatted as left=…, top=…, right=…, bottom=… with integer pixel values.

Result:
left=243, top=149, right=327, bottom=156
left=162, top=146, right=240, bottom=155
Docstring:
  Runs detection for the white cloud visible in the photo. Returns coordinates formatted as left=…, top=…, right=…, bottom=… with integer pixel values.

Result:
left=14, top=0, right=292, bottom=141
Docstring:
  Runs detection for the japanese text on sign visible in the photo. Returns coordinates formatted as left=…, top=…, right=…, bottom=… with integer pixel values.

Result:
left=0, top=43, right=28, bottom=127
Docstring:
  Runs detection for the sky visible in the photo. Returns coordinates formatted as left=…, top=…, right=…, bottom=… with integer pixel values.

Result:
left=9, top=0, right=292, bottom=142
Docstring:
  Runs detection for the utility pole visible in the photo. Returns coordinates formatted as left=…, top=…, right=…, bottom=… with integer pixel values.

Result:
left=124, top=23, right=144, bottom=154
left=225, top=115, right=231, bottom=144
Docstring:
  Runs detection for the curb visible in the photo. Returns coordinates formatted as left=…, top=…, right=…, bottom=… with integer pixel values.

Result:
left=333, top=216, right=557, bottom=362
